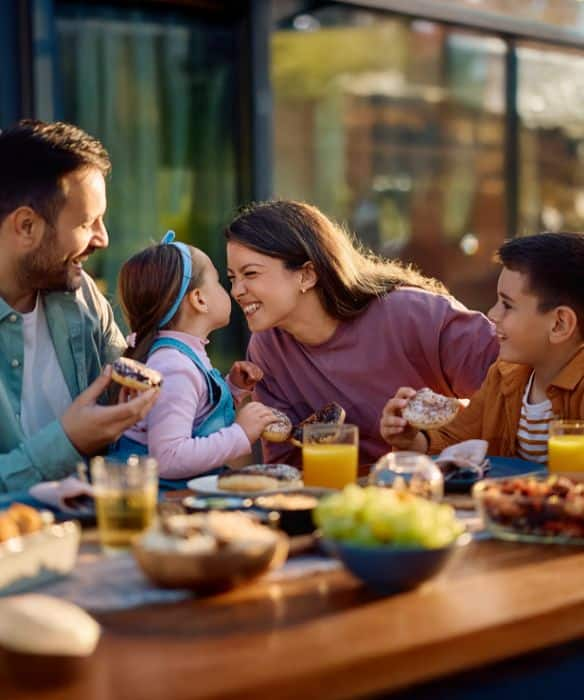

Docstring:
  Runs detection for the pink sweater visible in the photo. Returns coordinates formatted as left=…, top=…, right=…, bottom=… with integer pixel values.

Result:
left=248, top=288, right=499, bottom=466
left=125, top=331, right=250, bottom=478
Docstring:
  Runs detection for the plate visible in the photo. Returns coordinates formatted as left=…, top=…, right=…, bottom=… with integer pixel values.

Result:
left=186, top=475, right=332, bottom=498
left=182, top=495, right=253, bottom=511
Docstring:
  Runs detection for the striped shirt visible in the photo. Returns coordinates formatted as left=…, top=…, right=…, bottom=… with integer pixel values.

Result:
left=516, top=373, right=555, bottom=464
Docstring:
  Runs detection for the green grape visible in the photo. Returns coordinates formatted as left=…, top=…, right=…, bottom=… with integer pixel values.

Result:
left=315, top=485, right=464, bottom=549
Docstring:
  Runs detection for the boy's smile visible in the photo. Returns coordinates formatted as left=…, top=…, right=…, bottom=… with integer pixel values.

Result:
left=488, top=268, right=554, bottom=367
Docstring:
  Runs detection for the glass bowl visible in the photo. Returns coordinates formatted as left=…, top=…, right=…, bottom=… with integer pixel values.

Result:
left=473, top=473, right=584, bottom=544
left=369, top=451, right=444, bottom=501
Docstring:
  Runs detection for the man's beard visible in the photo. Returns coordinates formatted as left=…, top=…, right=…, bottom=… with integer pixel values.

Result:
left=18, top=224, right=82, bottom=293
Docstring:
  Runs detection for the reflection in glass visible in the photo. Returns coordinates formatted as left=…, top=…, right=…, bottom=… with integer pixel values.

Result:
left=272, top=9, right=506, bottom=311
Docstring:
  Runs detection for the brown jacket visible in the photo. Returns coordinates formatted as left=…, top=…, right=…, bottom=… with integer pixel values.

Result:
left=427, top=346, right=584, bottom=456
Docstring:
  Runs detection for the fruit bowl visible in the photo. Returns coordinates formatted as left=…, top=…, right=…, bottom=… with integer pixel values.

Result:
left=322, top=533, right=470, bottom=594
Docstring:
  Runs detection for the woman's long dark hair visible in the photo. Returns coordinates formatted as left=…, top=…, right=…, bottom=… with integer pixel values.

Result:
left=225, top=200, right=447, bottom=320
left=117, top=243, right=206, bottom=364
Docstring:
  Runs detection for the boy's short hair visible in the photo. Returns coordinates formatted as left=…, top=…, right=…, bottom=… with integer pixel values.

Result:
left=497, top=232, right=584, bottom=336
left=0, top=119, right=111, bottom=226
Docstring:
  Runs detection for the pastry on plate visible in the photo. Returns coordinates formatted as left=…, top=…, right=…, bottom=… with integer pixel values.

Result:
left=217, top=464, right=302, bottom=493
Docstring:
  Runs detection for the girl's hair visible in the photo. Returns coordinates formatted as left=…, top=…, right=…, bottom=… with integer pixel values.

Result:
left=224, top=200, right=447, bottom=320
left=117, top=243, right=206, bottom=363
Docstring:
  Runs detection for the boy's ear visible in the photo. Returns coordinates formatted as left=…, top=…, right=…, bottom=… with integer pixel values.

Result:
left=186, top=288, right=208, bottom=313
left=300, top=262, right=317, bottom=292
left=549, top=306, right=578, bottom=344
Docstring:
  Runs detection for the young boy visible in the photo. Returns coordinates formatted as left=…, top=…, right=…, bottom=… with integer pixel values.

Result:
left=380, top=232, right=584, bottom=462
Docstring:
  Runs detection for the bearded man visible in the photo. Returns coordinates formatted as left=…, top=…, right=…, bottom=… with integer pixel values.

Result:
left=0, top=120, right=157, bottom=492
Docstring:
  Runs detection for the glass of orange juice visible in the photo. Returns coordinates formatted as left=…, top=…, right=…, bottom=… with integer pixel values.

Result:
left=548, top=420, right=584, bottom=473
left=302, top=424, right=358, bottom=489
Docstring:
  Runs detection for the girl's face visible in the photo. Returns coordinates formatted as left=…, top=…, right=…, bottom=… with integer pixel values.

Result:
left=226, top=241, right=305, bottom=332
left=197, top=252, right=232, bottom=329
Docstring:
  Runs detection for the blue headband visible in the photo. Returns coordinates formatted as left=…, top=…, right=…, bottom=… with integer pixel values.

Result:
left=158, top=230, right=193, bottom=328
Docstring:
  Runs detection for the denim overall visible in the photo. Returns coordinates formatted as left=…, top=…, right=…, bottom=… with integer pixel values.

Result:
left=109, top=337, right=236, bottom=491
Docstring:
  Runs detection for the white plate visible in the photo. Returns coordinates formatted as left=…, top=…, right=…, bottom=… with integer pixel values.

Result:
left=186, top=475, right=332, bottom=498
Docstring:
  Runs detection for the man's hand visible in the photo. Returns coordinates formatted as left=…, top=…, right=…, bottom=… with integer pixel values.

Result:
left=228, top=361, right=263, bottom=391
left=379, top=387, right=428, bottom=452
left=61, top=366, right=159, bottom=456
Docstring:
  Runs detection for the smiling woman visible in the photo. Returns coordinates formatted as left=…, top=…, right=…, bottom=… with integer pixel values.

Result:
left=225, top=200, right=499, bottom=467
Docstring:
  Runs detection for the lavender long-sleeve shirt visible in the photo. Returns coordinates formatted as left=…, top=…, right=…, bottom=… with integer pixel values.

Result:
left=125, top=331, right=250, bottom=478
left=248, top=288, right=499, bottom=467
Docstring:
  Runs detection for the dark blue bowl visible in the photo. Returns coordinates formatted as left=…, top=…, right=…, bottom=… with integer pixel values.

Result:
left=323, top=534, right=471, bottom=595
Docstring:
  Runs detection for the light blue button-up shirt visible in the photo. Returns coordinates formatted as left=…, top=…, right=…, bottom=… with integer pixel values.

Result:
left=0, top=272, right=125, bottom=492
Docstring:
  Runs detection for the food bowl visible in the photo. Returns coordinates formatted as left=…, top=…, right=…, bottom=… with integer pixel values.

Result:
left=253, top=492, right=319, bottom=536
left=473, top=473, right=584, bottom=544
left=133, top=511, right=288, bottom=593
left=322, top=534, right=471, bottom=594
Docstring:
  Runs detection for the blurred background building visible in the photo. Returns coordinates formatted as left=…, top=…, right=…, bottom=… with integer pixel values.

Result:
left=1, top=0, right=584, bottom=366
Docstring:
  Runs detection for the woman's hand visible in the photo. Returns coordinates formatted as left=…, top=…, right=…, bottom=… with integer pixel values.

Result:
left=379, top=387, right=428, bottom=452
left=228, top=361, right=263, bottom=391
left=235, top=401, right=277, bottom=444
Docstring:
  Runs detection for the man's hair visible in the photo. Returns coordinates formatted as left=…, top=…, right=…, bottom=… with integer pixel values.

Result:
left=0, top=119, right=111, bottom=226
left=497, top=232, right=584, bottom=335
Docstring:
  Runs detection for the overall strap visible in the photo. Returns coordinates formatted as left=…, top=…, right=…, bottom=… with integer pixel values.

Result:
left=148, top=337, right=220, bottom=403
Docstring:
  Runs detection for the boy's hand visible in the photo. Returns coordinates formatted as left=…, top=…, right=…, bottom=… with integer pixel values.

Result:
left=380, top=387, right=427, bottom=451
left=235, top=401, right=277, bottom=444
left=61, top=366, right=159, bottom=456
left=228, top=361, right=263, bottom=391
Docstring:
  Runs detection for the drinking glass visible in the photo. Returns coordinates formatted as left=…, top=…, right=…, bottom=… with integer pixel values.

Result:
left=548, top=420, right=584, bottom=473
left=91, top=455, right=158, bottom=554
left=368, top=451, right=444, bottom=501
left=302, top=424, right=358, bottom=489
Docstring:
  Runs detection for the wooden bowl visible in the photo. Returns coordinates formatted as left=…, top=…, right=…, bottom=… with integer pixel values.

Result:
left=133, top=531, right=288, bottom=594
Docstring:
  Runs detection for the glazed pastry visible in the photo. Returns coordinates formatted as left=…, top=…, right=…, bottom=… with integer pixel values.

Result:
left=111, top=357, right=163, bottom=392
left=7, top=503, right=43, bottom=535
left=218, top=464, right=302, bottom=492
left=261, top=408, right=293, bottom=443
left=402, top=388, right=463, bottom=430
left=290, top=402, right=346, bottom=447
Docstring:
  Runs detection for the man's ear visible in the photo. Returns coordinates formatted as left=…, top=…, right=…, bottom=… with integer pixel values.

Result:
left=549, top=306, right=579, bottom=344
left=11, top=207, right=45, bottom=250
left=300, top=262, right=318, bottom=292
left=186, top=288, right=208, bottom=313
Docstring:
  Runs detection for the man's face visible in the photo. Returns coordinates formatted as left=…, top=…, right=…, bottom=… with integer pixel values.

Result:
left=19, top=167, right=108, bottom=292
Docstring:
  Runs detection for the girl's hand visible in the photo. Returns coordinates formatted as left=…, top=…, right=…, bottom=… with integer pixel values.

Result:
left=235, top=401, right=276, bottom=443
left=379, top=387, right=425, bottom=451
left=228, top=361, right=263, bottom=391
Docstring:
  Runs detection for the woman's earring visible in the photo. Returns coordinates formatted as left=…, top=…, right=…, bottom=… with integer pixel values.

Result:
left=300, top=288, right=306, bottom=294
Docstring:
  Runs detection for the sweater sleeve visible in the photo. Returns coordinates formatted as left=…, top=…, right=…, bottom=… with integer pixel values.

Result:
left=145, top=352, right=251, bottom=478
left=437, top=299, right=499, bottom=397
left=247, top=335, right=300, bottom=467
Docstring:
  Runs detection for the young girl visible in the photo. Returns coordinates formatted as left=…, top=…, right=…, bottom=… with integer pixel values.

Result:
left=110, top=232, right=276, bottom=487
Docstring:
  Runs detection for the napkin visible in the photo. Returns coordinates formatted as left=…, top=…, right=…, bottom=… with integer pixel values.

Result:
left=435, top=439, right=490, bottom=481
left=29, top=476, right=95, bottom=514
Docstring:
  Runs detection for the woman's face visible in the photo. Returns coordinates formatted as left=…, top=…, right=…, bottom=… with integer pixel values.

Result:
left=226, top=241, right=305, bottom=332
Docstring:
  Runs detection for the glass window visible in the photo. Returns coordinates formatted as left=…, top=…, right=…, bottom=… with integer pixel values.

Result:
left=54, top=3, right=243, bottom=368
left=272, top=8, right=506, bottom=311
left=427, top=0, right=584, bottom=36
left=517, top=42, right=584, bottom=236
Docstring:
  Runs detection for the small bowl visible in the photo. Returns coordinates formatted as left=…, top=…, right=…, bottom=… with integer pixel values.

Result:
left=253, top=492, right=320, bottom=536
left=322, top=534, right=471, bottom=595
left=133, top=530, right=288, bottom=594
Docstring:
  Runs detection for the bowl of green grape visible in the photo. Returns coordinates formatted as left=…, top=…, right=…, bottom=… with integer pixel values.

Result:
left=314, top=485, right=470, bottom=595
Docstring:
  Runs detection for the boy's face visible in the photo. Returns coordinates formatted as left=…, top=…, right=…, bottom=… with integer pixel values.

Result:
left=488, top=268, right=555, bottom=366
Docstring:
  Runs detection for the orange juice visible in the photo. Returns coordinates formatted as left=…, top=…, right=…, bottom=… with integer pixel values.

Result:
left=302, top=444, right=358, bottom=489
left=548, top=435, right=584, bottom=472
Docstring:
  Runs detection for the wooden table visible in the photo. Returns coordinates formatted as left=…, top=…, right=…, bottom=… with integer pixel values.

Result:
left=2, top=534, right=584, bottom=700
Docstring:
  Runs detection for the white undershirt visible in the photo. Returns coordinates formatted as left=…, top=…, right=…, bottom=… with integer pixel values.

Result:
left=516, top=372, right=555, bottom=464
left=20, top=295, right=73, bottom=438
